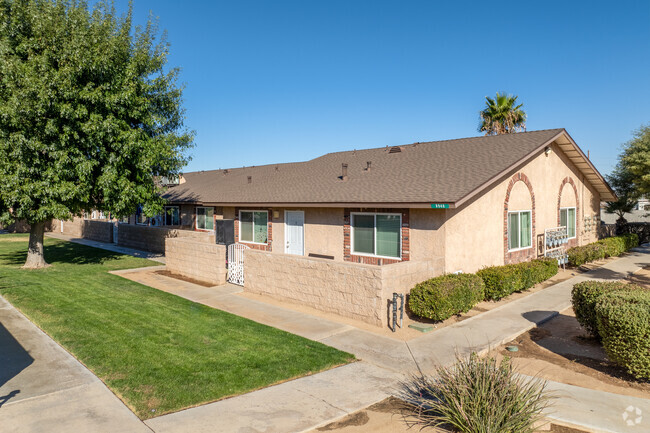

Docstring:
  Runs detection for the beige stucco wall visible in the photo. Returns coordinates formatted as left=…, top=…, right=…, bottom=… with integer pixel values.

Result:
left=165, top=238, right=226, bottom=286
left=443, top=142, right=602, bottom=274
left=409, top=209, right=446, bottom=263
left=509, top=181, right=533, bottom=211
left=244, top=249, right=443, bottom=327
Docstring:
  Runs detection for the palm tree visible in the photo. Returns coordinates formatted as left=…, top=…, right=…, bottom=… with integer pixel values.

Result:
left=479, top=93, right=527, bottom=135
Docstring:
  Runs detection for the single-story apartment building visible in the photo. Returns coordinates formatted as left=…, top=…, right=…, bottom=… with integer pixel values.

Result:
left=150, top=128, right=615, bottom=327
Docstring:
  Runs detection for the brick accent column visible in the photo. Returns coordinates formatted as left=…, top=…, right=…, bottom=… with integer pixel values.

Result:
left=343, top=208, right=409, bottom=265
left=557, top=176, right=580, bottom=248
left=504, top=173, right=536, bottom=264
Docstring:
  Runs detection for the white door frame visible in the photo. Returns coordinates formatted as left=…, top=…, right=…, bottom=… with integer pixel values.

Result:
left=284, top=210, right=305, bottom=256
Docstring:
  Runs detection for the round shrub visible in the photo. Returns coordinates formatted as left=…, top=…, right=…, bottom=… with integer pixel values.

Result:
left=477, top=265, right=524, bottom=301
left=571, top=281, right=646, bottom=338
left=598, top=237, right=626, bottom=258
left=596, top=291, right=650, bottom=380
left=409, top=273, right=485, bottom=321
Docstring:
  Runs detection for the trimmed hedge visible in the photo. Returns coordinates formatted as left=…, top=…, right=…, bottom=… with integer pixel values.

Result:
left=571, top=281, right=646, bottom=338
left=409, top=273, right=485, bottom=321
left=567, top=234, right=639, bottom=267
left=596, top=291, right=650, bottom=380
left=477, top=258, right=559, bottom=301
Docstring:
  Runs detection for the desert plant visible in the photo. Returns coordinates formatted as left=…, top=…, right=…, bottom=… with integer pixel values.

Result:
left=409, top=274, right=485, bottom=321
left=401, top=353, right=550, bottom=433
left=596, top=291, right=650, bottom=380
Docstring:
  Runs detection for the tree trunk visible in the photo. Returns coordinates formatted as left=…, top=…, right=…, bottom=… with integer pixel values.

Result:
left=23, top=221, right=49, bottom=269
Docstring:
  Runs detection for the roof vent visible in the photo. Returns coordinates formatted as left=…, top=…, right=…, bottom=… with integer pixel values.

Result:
left=341, top=163, right=348, bottom=181
left=364, top=161, right=372, bottom=171
left=223, top=169, right=229, bottom=175
left=388, top=146, right=402, bottom=154
left=247, top=176, right=252, bottom=184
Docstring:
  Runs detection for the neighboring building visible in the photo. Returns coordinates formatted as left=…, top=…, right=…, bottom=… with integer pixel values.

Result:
left=601, top=196, right=650, bottom=224
left=162, top=128, right=614, bottom=274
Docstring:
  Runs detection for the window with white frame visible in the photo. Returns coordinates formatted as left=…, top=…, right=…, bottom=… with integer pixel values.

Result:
left=508, top=210, right=532, bottom=251
left=239, top=210, right=268, bottom=243
left=164, top=206, right=180, bottom=226
left=351, top=213, right=401, bottom=259
left=196, top=207, right=214, bottom=230
left=560, top=207, right=576, bottom=238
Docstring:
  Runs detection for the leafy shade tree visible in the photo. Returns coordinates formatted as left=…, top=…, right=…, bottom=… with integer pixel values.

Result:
left=604, top=163, right=639, bottom=224
left=0, top=0, right=194, bottom=268
left=620, top=125, right=650, bottom=196
left=479, top=93, right=526, bottom=135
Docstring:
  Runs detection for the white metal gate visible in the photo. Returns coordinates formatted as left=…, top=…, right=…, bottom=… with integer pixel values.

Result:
left=227, top=243, right=250, bottom=286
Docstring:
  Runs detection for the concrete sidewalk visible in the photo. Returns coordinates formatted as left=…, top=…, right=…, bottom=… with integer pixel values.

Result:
left=542, top=377, right=650, bottom=433
left=117, top=246, right=650, bottom=375
left=0, top=296, right=151, bottom=433
left=5, top=234, right=649, bottom=433
left=117, top=247, right=650, bottom=433
left=46, top=232, right=165, bottom=263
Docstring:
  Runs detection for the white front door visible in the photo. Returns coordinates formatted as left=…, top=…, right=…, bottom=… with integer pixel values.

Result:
left=285, top=211, right=304, bottom=256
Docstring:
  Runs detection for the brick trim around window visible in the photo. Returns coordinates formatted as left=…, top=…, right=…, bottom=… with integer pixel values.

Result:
left=504, top=173, right=536, bottom=264
left=343, top=208, right=409, bottom=265
left=557, top=176, right=580, bottom=248
left=234, top=207, right=273, bottom=251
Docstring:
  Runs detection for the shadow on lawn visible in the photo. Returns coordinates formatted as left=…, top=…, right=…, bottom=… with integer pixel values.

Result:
left=0, top=242, right=123, bottom=267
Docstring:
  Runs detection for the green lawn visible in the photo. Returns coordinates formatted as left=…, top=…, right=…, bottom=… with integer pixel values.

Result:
left=0, top=235, right=354, bottom=419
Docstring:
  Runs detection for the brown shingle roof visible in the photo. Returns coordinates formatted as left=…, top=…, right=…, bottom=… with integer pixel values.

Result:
left=163, top=129, right=602, bottom=206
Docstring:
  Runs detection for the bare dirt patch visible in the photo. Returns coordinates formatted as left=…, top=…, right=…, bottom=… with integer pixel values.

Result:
left=154, top=270, right=214, bottom=287
left=496, top=308, right=650, bottom=399
left=310, top=396, right=587, bottom=433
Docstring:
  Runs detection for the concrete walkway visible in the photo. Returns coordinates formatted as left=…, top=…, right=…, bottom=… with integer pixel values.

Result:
left=46, top=232, right=165, bottom=263
left=113, top=246, right=650, bottom=432
left=0, top=296, right=151, bottom=433
left=541, top=377, right=650, bottom=433
left=4, top=234, right=649, bottom=432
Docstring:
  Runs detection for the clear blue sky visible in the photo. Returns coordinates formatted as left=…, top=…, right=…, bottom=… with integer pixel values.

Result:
left=115, top=0, right=649, bottom=176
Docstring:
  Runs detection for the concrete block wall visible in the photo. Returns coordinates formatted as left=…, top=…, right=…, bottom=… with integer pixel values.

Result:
left=165, top=238, right=226, bottom=286
left=118, top=224, right=214, bottom=254
left=244, top=250, right=443, bottom=327
left=56, top=217, right=113, bottom=243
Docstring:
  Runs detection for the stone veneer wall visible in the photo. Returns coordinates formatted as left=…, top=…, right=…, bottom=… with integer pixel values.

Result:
left=165, top=238, right=226, bottom=286
left=118, top=224, right=214, bottom=254
left=244, top=249, right=443, bottom=327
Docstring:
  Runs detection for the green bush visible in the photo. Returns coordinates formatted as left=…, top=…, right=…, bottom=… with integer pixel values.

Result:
left=477, top=265, right=523, bottom=301
left=596, top=291, right=650, bottom=380
left=598, top=237, right=626, bottom=258
left=403, top=353, right=550, bottom=433
left=568, top=234, right=639, bottom=267
left=571, top=281, right=643, bottom=338
left=477, top=259, right=558, bottom=301
left=409, top=273, right=485, bottom=321
left=621, top=233, right=640, bottom=250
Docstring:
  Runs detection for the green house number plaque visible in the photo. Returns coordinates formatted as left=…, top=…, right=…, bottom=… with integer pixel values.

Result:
left=430, top=203, right=450, bottom=209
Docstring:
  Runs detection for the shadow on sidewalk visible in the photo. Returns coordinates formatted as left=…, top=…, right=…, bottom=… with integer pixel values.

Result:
left=0, top=322, right=33, bottom=405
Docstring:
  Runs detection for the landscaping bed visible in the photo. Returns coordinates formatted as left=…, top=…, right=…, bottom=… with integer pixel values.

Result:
left=495, top=265, right=650, bottom=399
left=0, top=235, right=353, bottom=419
